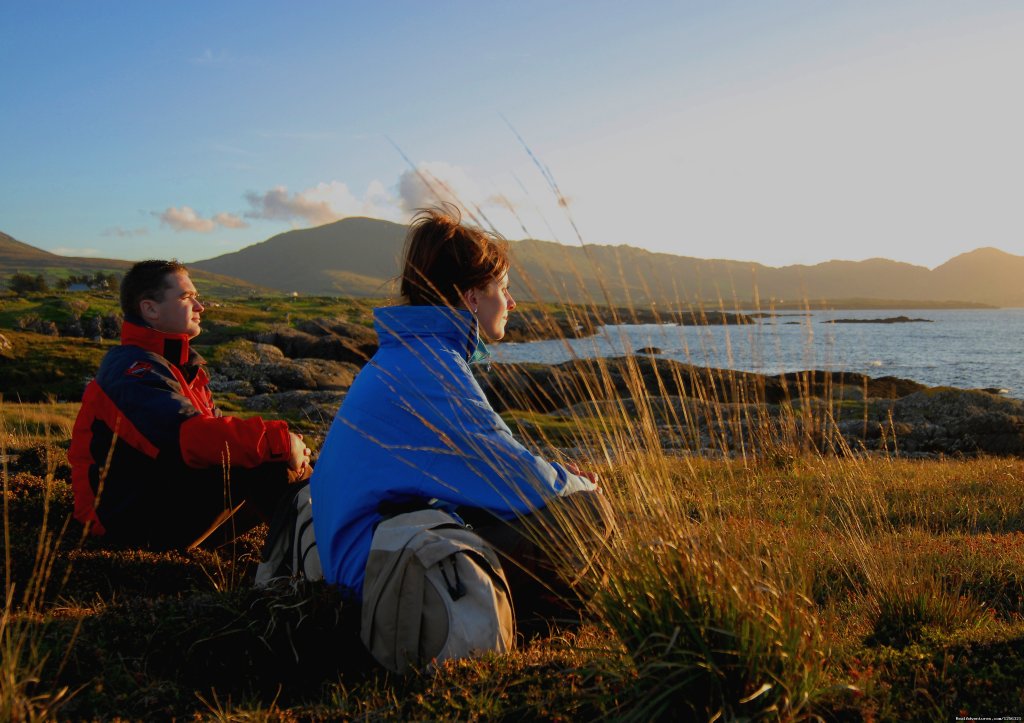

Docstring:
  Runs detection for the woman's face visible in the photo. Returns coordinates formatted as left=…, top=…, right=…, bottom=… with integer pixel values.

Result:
left=466, top=273, right=516, bottom=341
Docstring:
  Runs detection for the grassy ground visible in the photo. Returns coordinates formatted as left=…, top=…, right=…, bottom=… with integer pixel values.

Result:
left=2, top=396, right=1023, bottom=720
left=2, top=291, right=1023, bottom=719
left=0, top=331, right=112, bottom=403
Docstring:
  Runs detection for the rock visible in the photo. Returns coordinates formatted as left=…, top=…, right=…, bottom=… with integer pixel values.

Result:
left=214, top=339, right=360, bottom=393
left=826, top=315, right=932, bottom=324
left=543, top=387, right=1024, bottom=459
left=835, top=388, right=1024, bottom=456
left=500, top=308, right=759, bottom=343
left=206, top=378, right=256, bottom=396
left=243, top=390, right=346, bottom=423
left=60, top=316, right=84, bottom=337
left=474, top=357, right=925, bottom=414
left=219, top=341, right=286, bottom=368
left=636, top=346, right=662, bottom=355
left=887, top=389, right=1024, bottom=456
left=772, top=371, right=924, bottom=402
left=254, top=324, right=377, bottom=365
left=290, top=358, right=359, bottom=390
left=296, top=318, right=377, bottom=344
left=100, top=312, right=122, bottom=339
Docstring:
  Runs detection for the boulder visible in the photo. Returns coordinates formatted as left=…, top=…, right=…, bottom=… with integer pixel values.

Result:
left=545, top=388, right=1024, bottom=459
left=213, top=339, right=360, bottom=393
left=254, top=323, right=377, bottom=365
left=206, top=379, right=256, bottom=396
left=886, top=389, right=1024, bottom=456
left=296, top=318, right=377, bottom=345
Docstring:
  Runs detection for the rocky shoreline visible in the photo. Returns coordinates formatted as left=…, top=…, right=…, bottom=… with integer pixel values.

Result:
left=206, top=316, right=1024, bottom=459
left=500, top=307, right=755, bottom=342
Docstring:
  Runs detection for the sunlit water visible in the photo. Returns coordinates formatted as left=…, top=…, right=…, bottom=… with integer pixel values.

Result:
left=492, top=309, right=1024, bottom=399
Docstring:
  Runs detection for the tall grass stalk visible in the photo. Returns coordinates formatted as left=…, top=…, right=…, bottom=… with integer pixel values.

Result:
left=465, top=277, right=856, bottom=716
left=0, top=399, right=75, bottom=719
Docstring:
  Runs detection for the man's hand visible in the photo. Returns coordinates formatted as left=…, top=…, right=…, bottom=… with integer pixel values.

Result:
left=287, top=432, right=311, bottom=482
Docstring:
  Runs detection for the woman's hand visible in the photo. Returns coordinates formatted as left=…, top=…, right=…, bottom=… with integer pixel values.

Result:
left=566, top=462, right=601, bottom=491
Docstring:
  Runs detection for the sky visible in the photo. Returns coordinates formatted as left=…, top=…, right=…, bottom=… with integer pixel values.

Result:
left=1, top=1, right=1022, bottom=269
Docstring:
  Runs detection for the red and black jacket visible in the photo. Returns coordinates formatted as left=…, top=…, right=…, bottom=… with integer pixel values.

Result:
left=69, top=320, right=292, bottom=536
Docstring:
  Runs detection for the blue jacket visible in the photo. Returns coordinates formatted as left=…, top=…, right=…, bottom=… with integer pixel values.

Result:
left=310, top=305, right=595, bottom=595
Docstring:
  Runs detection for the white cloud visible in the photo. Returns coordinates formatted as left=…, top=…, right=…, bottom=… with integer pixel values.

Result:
left=51, top=247, right=101, bottom=257
left=244, top=186, right=338, bottom=226
left=237, top=167, right=543, bottom=237
left=243, top=181, right=403, bottom=227
left=158, top=206, right=214, bottom=232
left=212, top=212, right=249, bottom=229
left=396, top=162, right=487, bottom=215
left=156, top=206, right=248, bottom=233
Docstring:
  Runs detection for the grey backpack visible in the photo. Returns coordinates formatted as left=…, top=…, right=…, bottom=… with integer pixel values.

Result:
left=255, top=482, right=323, bottom=586
left=360, top=509, right=515, bottom=674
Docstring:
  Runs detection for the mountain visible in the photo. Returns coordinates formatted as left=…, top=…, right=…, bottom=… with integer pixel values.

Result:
left=191, top=217, right=405, bottom=296
left=5, top=224, right=1020, bottom=306
left=930, top=248, right=1024, bottom=307
left=0, top=231, right=273, bottom=298
left=192, top=218, right=1022, bottom=306
left=1, top=231, right=67, bottom=264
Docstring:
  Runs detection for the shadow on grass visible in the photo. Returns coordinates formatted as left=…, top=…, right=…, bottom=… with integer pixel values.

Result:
left=2, top=450, right=375, bottom=718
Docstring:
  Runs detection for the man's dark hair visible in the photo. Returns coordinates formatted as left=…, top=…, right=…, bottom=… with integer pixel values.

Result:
left=120, top=260, right=189, bottom=317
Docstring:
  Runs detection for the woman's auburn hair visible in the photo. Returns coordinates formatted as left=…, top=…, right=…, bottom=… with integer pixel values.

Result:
left=400, top=206, right=510, bottom=307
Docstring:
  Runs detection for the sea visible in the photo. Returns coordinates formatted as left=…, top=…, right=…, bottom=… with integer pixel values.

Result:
left=492, top=308, right=1024, bottom=399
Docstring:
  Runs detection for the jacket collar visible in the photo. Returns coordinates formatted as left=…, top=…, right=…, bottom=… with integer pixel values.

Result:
left=120, top=317, right=199, bottom=367
left=374, top=305, right=484, bottom=363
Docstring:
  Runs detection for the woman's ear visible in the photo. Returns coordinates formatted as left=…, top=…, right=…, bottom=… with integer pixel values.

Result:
left=462, top=288, right=479, bottom=313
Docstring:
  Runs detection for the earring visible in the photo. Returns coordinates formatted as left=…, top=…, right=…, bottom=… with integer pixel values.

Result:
left=472, top=307, right=478, bottom=314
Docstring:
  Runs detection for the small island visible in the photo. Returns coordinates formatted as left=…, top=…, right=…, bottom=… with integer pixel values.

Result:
left=825, top=315, right=932, bottom=324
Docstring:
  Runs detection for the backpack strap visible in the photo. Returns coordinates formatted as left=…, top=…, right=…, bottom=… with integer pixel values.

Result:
left=255, top=481, right=319, bottom=587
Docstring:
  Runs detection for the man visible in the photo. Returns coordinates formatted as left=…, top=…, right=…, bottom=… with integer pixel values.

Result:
left=69, top=260, right=310, bottom=550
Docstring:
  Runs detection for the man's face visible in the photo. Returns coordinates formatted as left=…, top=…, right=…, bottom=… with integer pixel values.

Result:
left=141, top=271, right=204, bottom=338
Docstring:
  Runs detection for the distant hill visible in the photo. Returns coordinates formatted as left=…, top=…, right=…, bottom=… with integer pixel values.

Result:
left=191, top=217, right=404, bottom=296
left=5, top=225, right=1021, bottom=306
left=930, top=248, right=1024, bottom=307
left=191, top=218, right=1024, bottom=307
left=0, top=231, right=274, bottom=298
left=0, top=231, right=68, bottom=264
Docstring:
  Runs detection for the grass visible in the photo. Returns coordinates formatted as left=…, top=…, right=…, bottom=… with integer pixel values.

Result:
left=0, top=291, right=121, bottom=328
left=3, top=391, right=1024, bottom=718
left=0, top=330, right=111, bottom=403
left=2, top=282, right=1024, bottom=718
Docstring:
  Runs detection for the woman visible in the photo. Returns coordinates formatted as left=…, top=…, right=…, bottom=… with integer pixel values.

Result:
left=310, top=207, right=609, bottom=624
